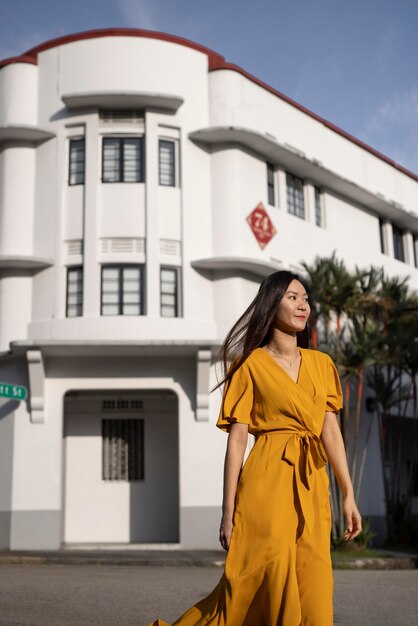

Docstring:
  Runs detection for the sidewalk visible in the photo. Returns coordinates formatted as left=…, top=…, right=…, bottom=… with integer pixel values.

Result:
left=0, top=547, right=417, bottom=569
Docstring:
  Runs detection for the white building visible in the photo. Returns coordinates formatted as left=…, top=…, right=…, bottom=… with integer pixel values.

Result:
left=0, top=28, right=417, bottom=550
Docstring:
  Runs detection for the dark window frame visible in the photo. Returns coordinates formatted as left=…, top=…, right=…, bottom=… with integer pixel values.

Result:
left=102, top=136, right=144, bottom=183
left=379, top=218, right=386, bottom=254
left=286, top=172, right=305, bottom=219
left=69, top=138, right=85, bottom=186
left=392, top=224, right=405, bottom=262
left=100, top=264, right=145, bottom=316
left=314, top=186, right=322, bottom=227
left=66, top=265, right=83, bottom=317
left=267, top=162, right=275, bottom=206
left=159, top=139, right=176, bottom=187
left=160, top=266, right=181, bottom=317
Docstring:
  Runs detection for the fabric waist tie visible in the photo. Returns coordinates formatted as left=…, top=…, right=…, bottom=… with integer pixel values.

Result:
left=255, top=428, right=329, bottom=535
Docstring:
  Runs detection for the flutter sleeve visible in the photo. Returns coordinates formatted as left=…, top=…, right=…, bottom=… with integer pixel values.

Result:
left=326, top=355, right=343, bottom=413
left=216, top=361, right=254, bottom=433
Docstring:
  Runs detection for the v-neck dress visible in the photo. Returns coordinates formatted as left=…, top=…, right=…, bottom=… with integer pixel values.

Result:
left=149, top=347, right=343, bottom=626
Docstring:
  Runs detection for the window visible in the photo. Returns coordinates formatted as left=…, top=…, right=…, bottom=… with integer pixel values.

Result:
left=267, top=163, right=275, bottom=206
left=101, top=266, right=144, bottom=315
left=159, top=140, right=176, bottom=186
left=286, top=172, right=305, bottom=219
left=102, top=419, right=144, bottom=481
left=102, top=137, right=143, bottom=183
left=66, top=267, right=83, bottom=317
left=379, top=218, right=386, bottom=254
left=69, top=138, right=85, bottom=185
left=314, top=187, right=322, bottom=226
left=392, top=225, right=405, bottom=262
left=160, top=267, right=180, bottom=317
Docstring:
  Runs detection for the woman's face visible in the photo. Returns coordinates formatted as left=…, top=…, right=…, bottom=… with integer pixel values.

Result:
left=273, top=279, right=311, bottom=333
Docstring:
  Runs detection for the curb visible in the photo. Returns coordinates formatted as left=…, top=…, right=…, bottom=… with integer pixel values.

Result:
left=331, top=556, right=417, bottom=570
left=0, top=551, right=417, bottom=570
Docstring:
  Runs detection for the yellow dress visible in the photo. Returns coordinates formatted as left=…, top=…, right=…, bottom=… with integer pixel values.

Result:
left=149, top=347, right=343, bottom=626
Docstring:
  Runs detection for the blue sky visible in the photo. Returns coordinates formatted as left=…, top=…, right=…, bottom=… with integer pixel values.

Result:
left=2, top=0, right=418, bottom=174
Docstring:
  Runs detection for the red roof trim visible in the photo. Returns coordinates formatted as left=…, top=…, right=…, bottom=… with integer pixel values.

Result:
left=210, top=62, right=418, bottom=183
left=0, top=28, right=224, bottom=70
left=0, top=55, right=37, bottom=69
left=0, top=28, right=416, bottom=183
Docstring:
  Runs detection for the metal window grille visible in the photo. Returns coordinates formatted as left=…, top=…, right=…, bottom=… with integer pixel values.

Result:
left=314, top=187, right=322, bottom=226
left=159, top=140, right=175, bottom=186
left=160, top=267, right=178, bottom=317
left=102, top=419, right=144, bottom=481
left=69, top=138, right=85, bottom=185
left=66, top=267, right=83, bottom=317
left=392, top=225, right=405, bottom=261
left=101, top=265, right=143, bottom=316
left=102, top=137, right=143, bottom=183
left=286, top=172, right=305, bottom=219
left=267, top=163, right=275, bottom=206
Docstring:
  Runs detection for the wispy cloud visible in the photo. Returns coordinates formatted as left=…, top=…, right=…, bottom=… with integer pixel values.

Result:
left=365, top=88, right=418, bottom=133
left=362, top=87, right=418, bottom=173
left=117, top=0, right=159, bottom=30
left=116, top=0, right=234, bottom=42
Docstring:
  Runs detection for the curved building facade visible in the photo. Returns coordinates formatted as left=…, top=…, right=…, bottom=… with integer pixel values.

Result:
left=0, top=29, right=417, bottom=549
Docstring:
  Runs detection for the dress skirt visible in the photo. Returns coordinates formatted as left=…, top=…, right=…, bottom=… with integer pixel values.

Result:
left=148, top=347, right=343, bottom=625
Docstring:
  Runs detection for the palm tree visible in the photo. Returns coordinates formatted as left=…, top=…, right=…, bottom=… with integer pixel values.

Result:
left=299, top=256, right=331, bottom=350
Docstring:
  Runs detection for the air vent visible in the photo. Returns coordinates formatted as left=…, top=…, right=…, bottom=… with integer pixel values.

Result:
left=66, top=239, right=83, bottom=255
left=100, top=110, right=144, bottom=124
left=160, top=239, right=181, bottom=256
left=102, top=399, right=144, bottom=411
left=101, top=238, right=145, bottom=254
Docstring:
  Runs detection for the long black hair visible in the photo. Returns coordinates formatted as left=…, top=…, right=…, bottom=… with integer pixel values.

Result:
left=212, top=270, right=310, bottom=392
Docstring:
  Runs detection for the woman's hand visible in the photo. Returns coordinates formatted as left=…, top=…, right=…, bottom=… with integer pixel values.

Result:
left=219, top=515, right=234, bottom=551
left=342, top=494, right=362, bottom=541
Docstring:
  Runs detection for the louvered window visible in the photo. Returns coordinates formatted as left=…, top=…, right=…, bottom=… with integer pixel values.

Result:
left=159, top=140, right=175, bottom=186
left=101, top=265, right=144, bottom=315
left=160, top=267, right=179, bottom=317
left=102, top=137, right=143, bottom=183
left=66, top=266, right=83, bottom=317
left=286, top=172, right=305, bottom=219
left=69, top=138, right=85, bottom=185
left=102, top=419, right=144, bottom=481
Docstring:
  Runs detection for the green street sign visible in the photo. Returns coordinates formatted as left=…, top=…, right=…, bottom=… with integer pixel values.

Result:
left=0, top=382, right=27, bottom=401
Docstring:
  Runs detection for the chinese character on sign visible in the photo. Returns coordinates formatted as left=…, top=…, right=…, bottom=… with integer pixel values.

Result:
left=246, top=202, right=277, bottom=249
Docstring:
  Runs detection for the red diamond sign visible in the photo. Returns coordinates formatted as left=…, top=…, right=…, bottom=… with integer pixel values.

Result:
left=246, top=202, right=277, bottom=249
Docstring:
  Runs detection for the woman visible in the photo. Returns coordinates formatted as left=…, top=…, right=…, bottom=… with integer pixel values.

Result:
left=150, top=270, right=362, bottom=626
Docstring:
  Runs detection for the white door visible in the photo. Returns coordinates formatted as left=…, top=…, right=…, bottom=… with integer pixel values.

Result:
left=64, top=391, right=179, bottom=543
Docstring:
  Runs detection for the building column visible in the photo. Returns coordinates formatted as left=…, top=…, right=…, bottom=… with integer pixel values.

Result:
left=145, top=112, right=160, bottom=317
left=381, top=219, right=394, bottom=257
left=403, top=231, right=415, bottom=266
left=277, top=167, right=287, bottom=212
left=82, top=113, right=100, bottom=317
left=305, top=181, right=315, bottom=224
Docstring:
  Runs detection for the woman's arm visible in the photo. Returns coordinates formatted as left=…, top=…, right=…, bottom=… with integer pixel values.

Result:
left=219, top=422, right=249, bottom=550
left=320, top=411, right=362, bottom=541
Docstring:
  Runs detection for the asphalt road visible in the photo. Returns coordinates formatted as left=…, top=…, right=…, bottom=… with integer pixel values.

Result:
left=0, top=564, right=417, bottom=626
